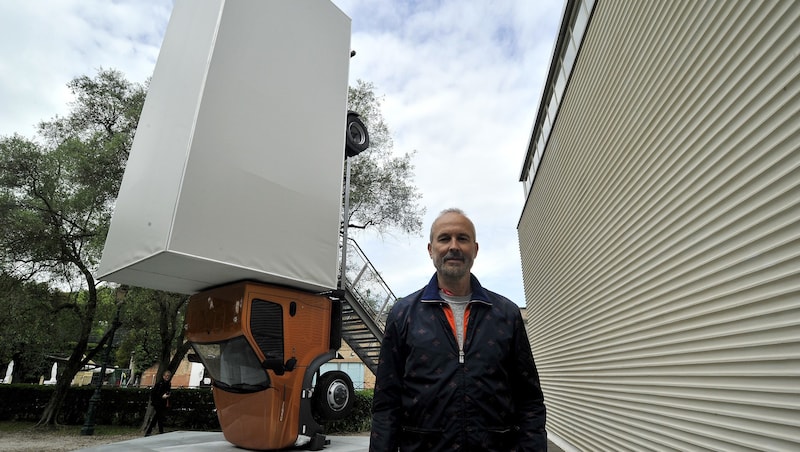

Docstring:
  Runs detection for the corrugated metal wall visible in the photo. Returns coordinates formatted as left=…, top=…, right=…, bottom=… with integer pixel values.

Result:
left=518, top=1, right=800, bottom=450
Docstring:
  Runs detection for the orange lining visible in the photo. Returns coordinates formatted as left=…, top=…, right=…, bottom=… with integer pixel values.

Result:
left=442, top=303, right=471, bottom=342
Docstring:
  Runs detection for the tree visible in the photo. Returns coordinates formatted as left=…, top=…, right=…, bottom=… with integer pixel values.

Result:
left=113, top=290, right=162, bottom=378
left=112, top=287, right=191, bottom=431
left=346, top=80, right=425, bottom=235
left=0, top=273, right=82, bottom=384
left=115, top=287, right=189, bottom=381
left=0, top=68, right=146, bottom=426
left=0, top=69, right=421, bottom=426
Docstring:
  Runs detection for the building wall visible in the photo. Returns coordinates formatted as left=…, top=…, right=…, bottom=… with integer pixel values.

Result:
left=519, top=1, right=799, bottom=450
left=337, top=339, right=376, bottom=390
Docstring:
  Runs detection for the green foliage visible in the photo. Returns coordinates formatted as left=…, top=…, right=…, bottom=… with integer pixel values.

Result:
left=347, top=80, right=425, bottom=236
left=324, top=390, right=373, bottom=434
left=0, top=384, right=219, bottom=431
left=115, top=287, right=188, bottom=373
left=0, top=67, right=145, bottom=284
left=0, top=68, right=147, bottom=424
left=0, top=274, right=82, bottom=383
left=0, top=385, right=375, bottom=434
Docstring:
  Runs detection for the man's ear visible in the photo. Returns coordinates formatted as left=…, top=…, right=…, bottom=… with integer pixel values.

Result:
left=475, top=242, right=479, bottom=256
left=427, top=242, right=432, bottom=257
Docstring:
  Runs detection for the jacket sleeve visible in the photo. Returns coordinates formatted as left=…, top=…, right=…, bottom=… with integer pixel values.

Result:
left=369, top=307, right=404, bottom=451
left=511, top=310, right=548, bottom=452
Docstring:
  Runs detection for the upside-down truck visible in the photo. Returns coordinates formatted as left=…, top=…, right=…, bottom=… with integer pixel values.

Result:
left=185, top=282, right=353, bottom=450
left=97, top=0, right=372, bottom=449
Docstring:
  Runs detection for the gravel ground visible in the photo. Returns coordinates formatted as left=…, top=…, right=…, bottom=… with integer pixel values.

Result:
left=0, top=428, right=142, bottom=451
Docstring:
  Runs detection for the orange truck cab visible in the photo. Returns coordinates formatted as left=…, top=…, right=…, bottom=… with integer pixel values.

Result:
left=184, top=281, right=354, bottom=450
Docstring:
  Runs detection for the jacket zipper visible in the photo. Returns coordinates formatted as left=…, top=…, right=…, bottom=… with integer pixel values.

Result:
left=441, top=302, right=469, bottom=365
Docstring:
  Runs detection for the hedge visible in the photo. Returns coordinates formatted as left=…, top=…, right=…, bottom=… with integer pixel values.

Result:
left=0, top=384, right=372, bottom=434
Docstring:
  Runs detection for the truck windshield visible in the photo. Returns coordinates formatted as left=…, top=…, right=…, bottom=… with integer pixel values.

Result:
left=192, top=336, right=269, bottom=392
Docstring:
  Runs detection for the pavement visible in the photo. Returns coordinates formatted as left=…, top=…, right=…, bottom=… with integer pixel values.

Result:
left=76, top=431, right=369, bottom=452
left=75, top=431, right=564, bottom=451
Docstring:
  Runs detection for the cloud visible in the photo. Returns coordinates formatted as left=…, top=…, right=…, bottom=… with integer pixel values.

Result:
left=339, top=1, right=562, bottom=303
left=0, top=0, right=562, bottom=305
left=0, top=0, right=171, bottom=137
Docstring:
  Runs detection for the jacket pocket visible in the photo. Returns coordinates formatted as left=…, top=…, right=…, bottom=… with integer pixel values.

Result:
left=400, top=426, right=444, bottom=451
left=482, top=425, right=518, bottom=451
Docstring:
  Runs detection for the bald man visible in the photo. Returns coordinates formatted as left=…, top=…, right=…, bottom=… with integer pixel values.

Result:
left=370, top=208, right=547, bottom=451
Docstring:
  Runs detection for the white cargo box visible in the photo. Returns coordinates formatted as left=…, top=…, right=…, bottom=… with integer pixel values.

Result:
left=97, top=0, right=351, bottom=294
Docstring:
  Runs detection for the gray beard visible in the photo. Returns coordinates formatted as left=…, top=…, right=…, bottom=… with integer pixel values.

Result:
left=437, top=264, right=469, bottom=281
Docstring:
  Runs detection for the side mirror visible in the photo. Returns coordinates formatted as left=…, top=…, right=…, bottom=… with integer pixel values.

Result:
left=262, top=357, right=285, bottom=375
left=261, top=356, right=298, bottom=375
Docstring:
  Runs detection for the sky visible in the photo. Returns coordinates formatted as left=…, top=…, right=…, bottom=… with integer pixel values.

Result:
left=0, top=0, right=564, bottom=306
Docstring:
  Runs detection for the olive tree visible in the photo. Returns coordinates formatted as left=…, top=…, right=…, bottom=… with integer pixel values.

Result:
left=0, top=69, right=145, bottom=425
left=346, top=80, right=425, bottom=235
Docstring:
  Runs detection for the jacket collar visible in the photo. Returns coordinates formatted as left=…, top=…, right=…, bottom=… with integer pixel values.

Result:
left=420, top=273, right=492, bottom=304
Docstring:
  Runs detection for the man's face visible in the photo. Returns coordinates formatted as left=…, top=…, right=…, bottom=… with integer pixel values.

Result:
left=428, top=212, right=479, bottom=281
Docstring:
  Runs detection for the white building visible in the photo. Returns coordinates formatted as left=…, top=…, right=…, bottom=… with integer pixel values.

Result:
left=518, top=1, right=799, bottom=450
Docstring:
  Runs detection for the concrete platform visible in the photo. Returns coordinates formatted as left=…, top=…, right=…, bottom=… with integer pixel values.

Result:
left=76, top=430, right=564, bottom=451
left=76, top=431, right=370, bottom=452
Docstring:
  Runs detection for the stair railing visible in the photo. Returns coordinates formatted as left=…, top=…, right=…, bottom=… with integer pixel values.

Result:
left=340, top=237, right=397, bottom=334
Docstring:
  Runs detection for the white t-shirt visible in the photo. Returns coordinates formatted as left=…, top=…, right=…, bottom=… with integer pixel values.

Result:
left=441, top=291, right=472, bottom=351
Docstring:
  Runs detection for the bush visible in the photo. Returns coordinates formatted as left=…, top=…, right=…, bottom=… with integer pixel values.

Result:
left=0, top=384, right=218, bottom=430
left=0, top=385, right=53, bottom=422
left=325, top=390, right=372, bottom=434
left=0, top=384, right=374, bottom=434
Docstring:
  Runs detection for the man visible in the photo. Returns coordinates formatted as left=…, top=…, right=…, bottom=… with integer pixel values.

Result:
left=370, top=208, right=547, bottom=451
left=145, top=370, right=172, bottom=436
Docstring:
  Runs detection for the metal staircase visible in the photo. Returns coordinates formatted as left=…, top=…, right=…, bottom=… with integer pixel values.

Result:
left=339, top=238, right=397, bottom=375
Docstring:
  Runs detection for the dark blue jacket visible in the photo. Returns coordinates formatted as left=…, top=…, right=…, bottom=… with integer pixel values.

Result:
left=370, top=274, right=547, bottom=451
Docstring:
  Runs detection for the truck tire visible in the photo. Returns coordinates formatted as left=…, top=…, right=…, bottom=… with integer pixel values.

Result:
left=345, top=112, right=369, bottom=157
left=313, top=370, right=355, bottom=421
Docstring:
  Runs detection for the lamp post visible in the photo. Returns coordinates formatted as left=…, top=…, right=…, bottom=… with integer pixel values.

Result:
left=81, top=286, right=126, bottom=436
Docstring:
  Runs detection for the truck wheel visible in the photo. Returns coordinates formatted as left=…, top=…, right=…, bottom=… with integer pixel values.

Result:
left=345, top=112, right=369, bottom=157
left=313, top=371, right=355, bottom=421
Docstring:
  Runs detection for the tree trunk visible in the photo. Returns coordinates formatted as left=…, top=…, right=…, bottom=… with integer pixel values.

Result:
left=36, top=347, right=90, bottom=426
left=169, top=341, right=192, bottom=371
left=37, top=370, right=71, bottom=426
left=137, top=294, right=190, bottom=431
left=37, top=273, right=98, bottom=426
left=140, top=402, right=155, bottom=432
